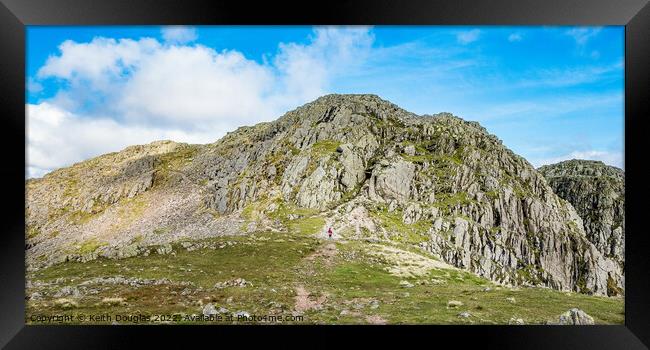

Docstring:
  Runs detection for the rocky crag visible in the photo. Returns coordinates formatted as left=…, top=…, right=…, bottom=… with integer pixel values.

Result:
left=538, top=160, right=624, bottom=295
left=25, top=94, right=624, bottom=296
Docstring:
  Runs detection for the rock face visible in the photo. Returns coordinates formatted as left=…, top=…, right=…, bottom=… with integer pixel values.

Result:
left=25, top=94, right=623, bottom=296
left=539, top=160, right=624, bottom=296
left=538, top=160, right=624, bottom=263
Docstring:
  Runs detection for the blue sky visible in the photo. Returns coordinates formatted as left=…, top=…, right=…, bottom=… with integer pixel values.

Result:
left=26, top=26, right=624, bottom=178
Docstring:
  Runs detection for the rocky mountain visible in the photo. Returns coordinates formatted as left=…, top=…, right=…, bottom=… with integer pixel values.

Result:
left=538, top=159, right=625, bottom=295
left=25, top=94, right=624, bottom=296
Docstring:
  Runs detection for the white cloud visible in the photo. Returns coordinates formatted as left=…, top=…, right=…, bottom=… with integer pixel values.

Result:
left=38, top=37, right=160, bottom=82
left=274, top=26, right=373, bottom=104
left=457, top=29, right=480, bottom=44
left=37, top=37, right=161, bottom=99
left=161, top=26, right=198, bottom=44
left=508, top=33, right=522, bottom=42
left=118, top=46, right=277, bottom=127
left=565, top=27, right=602, bottom=46
left=26, top=102, right=226, bottom=178
left=532, top=150, right=623, bottom=169
left=27, top=27, right=374, bottom=178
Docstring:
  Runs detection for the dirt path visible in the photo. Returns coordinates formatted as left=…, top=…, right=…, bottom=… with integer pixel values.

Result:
left=293, top=238, right=387, bottom=324
left=293, top=240, right=338, bottom=314
left=293, top=285, right=328, bottom=313
left=305, top=242, right=337, bottom=266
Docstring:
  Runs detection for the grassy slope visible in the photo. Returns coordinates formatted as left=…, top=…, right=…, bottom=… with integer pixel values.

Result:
left=26, top=230, right=623, bottom=325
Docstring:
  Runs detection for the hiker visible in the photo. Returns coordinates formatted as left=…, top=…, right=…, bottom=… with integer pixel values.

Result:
left=327, top=227, right=333, bottom=239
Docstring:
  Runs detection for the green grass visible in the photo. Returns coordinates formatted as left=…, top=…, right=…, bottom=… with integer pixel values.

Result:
left=310, top=140, right=341, bottom=156
left=241, top=197, right=324, bottom=236
left=78, top=239, right=107, bottom=255
left=68, top=208, right=103, bottom=225
left=265, top=201, right=324, bottom=236
left=433, top=192, right=477, bottom=215
left=289, top=216, right=325, bottom=236
left=401, top=154, right=435, bottom=164
left=370, top=209, right=432, bottom=244
left=299, top=242, right=624, bottom=325
left=26, top=233, right=623, bottom=325
left=485, top=190, right=499, bottom=200
left=27, top=233, right=319, bottom=324
left=400, top=141, right=462, bottom=165
left=27, top=227, right=41, bottom=239
left=153, top=227, right=170, bottom=235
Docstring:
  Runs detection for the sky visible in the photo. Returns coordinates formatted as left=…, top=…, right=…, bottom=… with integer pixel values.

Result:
left=26, top=25, right=624, bottom=178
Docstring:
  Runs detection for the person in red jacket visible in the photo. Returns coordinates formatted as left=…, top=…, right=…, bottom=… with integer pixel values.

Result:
left=327, top=227, right=333, bottom=239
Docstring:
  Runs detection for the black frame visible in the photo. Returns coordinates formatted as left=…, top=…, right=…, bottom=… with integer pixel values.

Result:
left=1, top=0, right=648, bottom=348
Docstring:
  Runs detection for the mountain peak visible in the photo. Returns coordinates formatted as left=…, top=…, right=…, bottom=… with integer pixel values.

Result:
left=539, top=158, right=625, bottom=269
left=287, top=93, right=410, bottom=119
left=538, top=159, right=623, bottom=178
left=26, top=94, right=623, bottom=298
left=310, top=93, right=390, bottom=104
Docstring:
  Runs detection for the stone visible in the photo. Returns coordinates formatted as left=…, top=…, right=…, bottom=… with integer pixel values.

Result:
left=404, top=145, right=416, bottom=156
left=202, top=303, right=217, bottom=317
left=399, top=280, right=414, bottom=288
left=557, top=308, right=595, bottom=325
left=156, top=244, right=173, bottom=255
left=508, top=317, right=525, bottom=325
left=402, top=203, right=422, bottom=224
left=458, top=311, right=472, bottom=318
left=368, top=159, right=415, bottom=204
left=296, top=165, right=341, bottom=209
left=339, top=144, right=365, bottom=189
left=53, top=298, right=78, bottom=309
left=214, top=278, right=252, bottom=289
left=539, top=159, right=625, bottom=296
left=24, top=94, right=624, bottom=297
left=447, top=300, right=464, bottom=308
left=54, top=286, right=81, bottom=298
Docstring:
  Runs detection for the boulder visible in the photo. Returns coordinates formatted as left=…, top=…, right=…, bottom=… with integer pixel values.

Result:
left=557, top=308, right=595, bottom=325
left=202, top=303, right=217, bottom=317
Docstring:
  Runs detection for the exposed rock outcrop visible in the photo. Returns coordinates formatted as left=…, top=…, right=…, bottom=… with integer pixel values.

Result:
left=539, top=160, right=624, bottom=296
left=557, top=308, right=595, bottom=325
left=539, top=160, right=624, bottom=263
left=25, top=94, right=624, bottom=296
